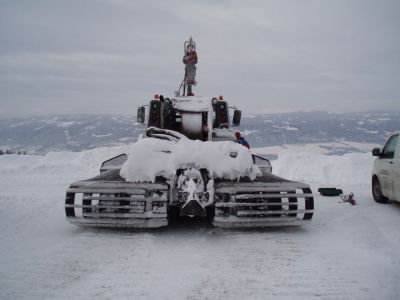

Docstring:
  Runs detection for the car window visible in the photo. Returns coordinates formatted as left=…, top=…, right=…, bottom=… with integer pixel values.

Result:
left=382, top=134, right=399, bottom=159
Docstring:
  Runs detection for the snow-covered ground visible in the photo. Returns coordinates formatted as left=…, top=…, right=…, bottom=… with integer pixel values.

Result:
left=1, top=145, right=399, bottom=299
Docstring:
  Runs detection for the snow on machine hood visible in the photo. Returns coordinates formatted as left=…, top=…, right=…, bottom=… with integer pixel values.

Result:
left=120, top=135, right=260, bottom=183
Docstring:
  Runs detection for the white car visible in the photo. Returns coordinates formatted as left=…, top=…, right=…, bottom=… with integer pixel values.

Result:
left=372, top=131, right=400, bottom=203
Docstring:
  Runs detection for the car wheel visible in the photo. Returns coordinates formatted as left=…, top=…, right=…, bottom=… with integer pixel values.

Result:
left=372, top=177, right=388, bottom=203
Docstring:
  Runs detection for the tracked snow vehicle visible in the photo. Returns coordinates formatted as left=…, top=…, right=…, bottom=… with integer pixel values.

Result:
left=65, top=38, right=314, bottom=228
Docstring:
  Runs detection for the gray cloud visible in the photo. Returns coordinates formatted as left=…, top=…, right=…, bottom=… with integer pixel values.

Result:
left=0, top=0, right=399, bottom=117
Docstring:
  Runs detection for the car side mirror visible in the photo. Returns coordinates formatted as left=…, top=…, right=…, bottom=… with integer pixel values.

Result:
left=232, top=109, right=241, bottom=126
left=372, top=148, right=381, bottom=157
left=137, top=106, right=145, bottom=124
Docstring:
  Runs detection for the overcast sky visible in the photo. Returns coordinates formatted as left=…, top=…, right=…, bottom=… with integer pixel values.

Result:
left=0, top=0, right=399, bottom=117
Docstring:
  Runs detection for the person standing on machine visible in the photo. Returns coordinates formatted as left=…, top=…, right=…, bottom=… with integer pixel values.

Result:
left=235, top=132, right=250, bottom=149
left=183, top=37, right=198, bottom=96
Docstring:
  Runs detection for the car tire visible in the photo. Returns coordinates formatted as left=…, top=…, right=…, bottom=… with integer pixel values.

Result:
left=372, top=177, right=388, bottom=203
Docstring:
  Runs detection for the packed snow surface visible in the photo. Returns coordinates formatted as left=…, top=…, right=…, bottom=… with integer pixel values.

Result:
left=1, top=145, right=399, bottom=299
left=120, top=137, right=259, bottom=182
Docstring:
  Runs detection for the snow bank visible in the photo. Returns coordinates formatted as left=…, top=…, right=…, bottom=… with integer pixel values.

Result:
left=0, top=143, right=375, bottom=187
left=272, top=150, right=374, bottom=186
left=0, top=145, right=133, bottom=176
left=253, top=141, right=380, bottom=156
left=120, top=137, right=259, bottom=182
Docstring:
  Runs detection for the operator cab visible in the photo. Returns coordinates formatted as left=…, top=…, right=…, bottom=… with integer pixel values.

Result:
left=137, top=95, right=241, bottom=142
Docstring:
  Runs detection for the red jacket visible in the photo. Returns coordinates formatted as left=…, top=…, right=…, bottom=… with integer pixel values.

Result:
left=183, top=51, right=198, bottom=65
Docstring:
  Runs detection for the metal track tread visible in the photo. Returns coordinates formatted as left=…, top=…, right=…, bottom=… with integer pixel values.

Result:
left=213, top=175, right=314, bottom=227
left=213, top=217, right=309, bottom=228
left=65, top=180, right=170, bottom=229
left=67, top=217, right=168, bottom=228
left=65, top=170, right=313, bottom=228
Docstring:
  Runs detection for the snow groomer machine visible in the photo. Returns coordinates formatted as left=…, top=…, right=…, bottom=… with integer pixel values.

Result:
left=65, top=38, right=314, bottom=228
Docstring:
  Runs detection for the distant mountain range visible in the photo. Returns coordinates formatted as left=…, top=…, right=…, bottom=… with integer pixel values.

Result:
left=0, top=111, right=399, bottom=154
